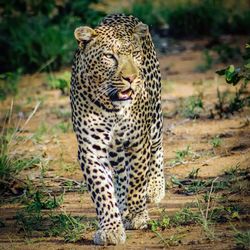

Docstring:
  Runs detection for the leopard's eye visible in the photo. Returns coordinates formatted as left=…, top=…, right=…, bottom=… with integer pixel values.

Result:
left=104, top=53, right=115, bottom=59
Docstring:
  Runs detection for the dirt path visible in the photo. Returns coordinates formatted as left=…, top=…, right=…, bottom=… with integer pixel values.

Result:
left=0, top=38, right=249, bottom=250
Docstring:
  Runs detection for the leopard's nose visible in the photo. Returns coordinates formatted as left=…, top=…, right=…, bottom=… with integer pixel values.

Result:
left=122, top=75, right=137, bottom=84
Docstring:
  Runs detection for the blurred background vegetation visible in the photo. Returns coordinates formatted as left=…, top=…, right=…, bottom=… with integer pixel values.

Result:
left=0, top=0, right=249, bottom=100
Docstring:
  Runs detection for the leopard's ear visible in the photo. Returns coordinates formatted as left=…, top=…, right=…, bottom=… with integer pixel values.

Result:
left=74, top=26, right=97, bottom=48
left=134, top=22, right=149, bottom=38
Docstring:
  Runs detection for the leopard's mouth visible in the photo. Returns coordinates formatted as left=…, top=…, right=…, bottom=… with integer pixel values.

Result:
left=110, top=88, right=134, bottom=102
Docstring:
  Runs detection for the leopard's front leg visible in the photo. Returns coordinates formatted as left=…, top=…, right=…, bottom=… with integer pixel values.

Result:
left=146, top=103, right=165, bottom=204
left=122, top=136, right=151, bottom=230
left=78, top=146, right=125, bottom=245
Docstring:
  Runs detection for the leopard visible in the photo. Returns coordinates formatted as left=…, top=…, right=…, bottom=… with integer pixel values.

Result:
left=70, top=14, right=165, bottom=245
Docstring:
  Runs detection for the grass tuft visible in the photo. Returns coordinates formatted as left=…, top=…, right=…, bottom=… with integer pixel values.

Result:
left=0, top=103, right=43, bottom=194
left=180, top=96, right=203, bottom=119
left=234, top=230, right=250, bottom=249
left=46, top=71, right=71, bottom=95
left=16, top=190, right=97, bottom=242
left=170, top=146, right=199, bottom=166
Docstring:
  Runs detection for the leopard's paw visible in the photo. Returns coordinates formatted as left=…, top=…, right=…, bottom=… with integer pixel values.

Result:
left=93, top=224, right=126, bottom=245
left=123, top=210, right=149, bottom=230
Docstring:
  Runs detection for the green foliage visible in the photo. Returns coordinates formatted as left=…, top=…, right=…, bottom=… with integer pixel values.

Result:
left=165, top=0, right=228, bottom=38
left=171, top=175, right=211, bottom=195
left=215, top=88, right=228, bottom=117
left=217, top=65, right=242, bottom=85
left=216, top=44, right=250, bottom=85
left=213, top=44, right=241, bottom=63
left=170, top=146, right=193, bottom=166
left=0, top=154, right=40, bottom=187
left=148, top=210, right=170, bottom=231
left=181, top=96, right=203, bottom=119
left=224, top=164, right=241, bottom=177
left=55, top=122, right=72, bottom=133
left=16, top=190, right=96, bottom=242
left=188, top=168, right=200, bottom=179
left=175, top=146, right=191, bottom=160
left=125, top=0, right=167, bottom=27
left=48, top=213, right=94, bottom=242
left=0, top=70, right=22, bottom=100
left=210, top=135, right=222, bottom=148
left=127, top=1, right=250, bottom=38
left=0, top=105, right=44, bottom=193
left=27, top=191, right=64, bottom=212
left=148, top=211, right=184, bottom=246
left=16, top=208, right=44, bottom=234
left=16, top=190, right=64, bottom=235
left=171, top=207, right=199, bottom=226
left=231, top=10, right=250, bottom=35
left=210, top=204, right=242, bottom=223
left=46, top=71, right=71, bottom=95
left=153, top=231, right=183, bottom=247
left=149, top=207, right=200, bottom=233
left=149, top=173, right=248, bottom=242
left=0, top=0, right=105, bottom=74
left=0, top=126, right=41, bottom=192
left=234, top=230, right=250, bottom=249
left=171, top=165, right=249, bottom=196
left=216, top=44, right=250, bottom=115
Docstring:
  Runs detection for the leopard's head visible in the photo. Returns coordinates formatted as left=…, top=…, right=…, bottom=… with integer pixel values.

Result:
left=74, top=18, right=148, bottom=110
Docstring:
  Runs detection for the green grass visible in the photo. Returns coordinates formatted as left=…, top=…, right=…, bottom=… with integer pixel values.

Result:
left=170, top=146, right=198, bottom=166
left=61, top=163, right=77, bottom=173
left=0, top=103, right=45, bottom=194
left=46, top=71, right=71, bottom=95
left=16, top=190, right=64, bottom=235
left=0, top=132, right=42, bottom=193
left=153, top=231, right=183, bottom=247
left=234, top=230, right=250, bottom=249
left=0, top=154, right=41, bottom=183
left=48, top=213, right=97, bottom=242
left=210, top=204, right=242, bottom=223
left=148, top=207, right=199, bottom=231
left=148, top=210, right=170, bottom=231
left=210, top=135, right=222, bottom=148
left=148, top=206, right=213, bottom=243
left=215, top=84, right=248, bottom=118
left=216, top=43, right=250, bottom=117
left=170, top=165, right=249, bottom=196
left=55, top=122, right=72, bottom=133
left=27, top=191, right=64, bottom=211
left=0, top=70, right=22, bottom=100
left=149, top=175, right=246, bottom=241
left=15, top=190, right=96, bottom=242
left=180, top=96, right=203, bottom=119
left=187, top=168, right=200, bottom=179
left=0, top=1, right=105, bottom=74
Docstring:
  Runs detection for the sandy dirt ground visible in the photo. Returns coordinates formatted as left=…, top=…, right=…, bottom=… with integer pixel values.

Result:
left=0, top=37, right=249, bottom=250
